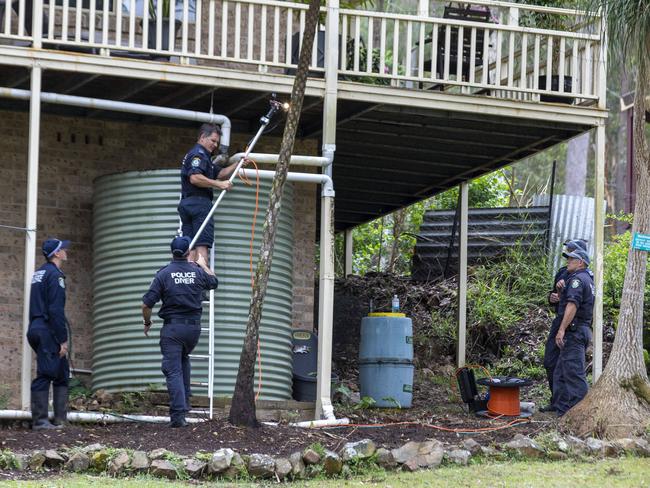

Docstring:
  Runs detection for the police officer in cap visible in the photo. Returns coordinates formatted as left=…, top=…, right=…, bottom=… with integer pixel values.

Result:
left=552, top=247, right=594, bottom=416
left=178, top=123, right=242, bottom=264
left=142, top=236, right=218, bottom=427
left=541, top=239, right=589, bottom=412
left=27, top=238, right=71, bottom=430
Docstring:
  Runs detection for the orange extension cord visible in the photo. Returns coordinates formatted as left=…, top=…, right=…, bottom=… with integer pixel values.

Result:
left=315, top=418, right=530, bottom=433
left=237, top=158, right=264, bottom=401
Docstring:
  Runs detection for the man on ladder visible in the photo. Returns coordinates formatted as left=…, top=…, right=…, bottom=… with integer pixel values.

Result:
left=178, top=123, right=243, bottom=263
left=141, top=236, right=218, bottom=427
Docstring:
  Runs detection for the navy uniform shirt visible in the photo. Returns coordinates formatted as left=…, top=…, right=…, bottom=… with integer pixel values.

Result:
left=180, top=143, right=224, bottom=200
left=29, top=261, right=68, bottom=343
left=557, top=268, right=595, bottom=327
left=142, top=259, right=219, bottom=322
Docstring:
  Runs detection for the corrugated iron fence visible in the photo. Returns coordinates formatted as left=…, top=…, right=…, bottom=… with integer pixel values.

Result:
left=411, top=206, right=550, bottom=281
left=533, top=194, right=605, bottom=270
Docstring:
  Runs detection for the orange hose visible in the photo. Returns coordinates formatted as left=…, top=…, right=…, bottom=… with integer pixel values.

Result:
left=314, top=418, right=530, bottom=433
left=237, top=157, right=263, bottom=401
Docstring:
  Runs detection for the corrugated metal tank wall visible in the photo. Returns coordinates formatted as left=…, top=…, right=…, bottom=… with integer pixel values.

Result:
left=92, top=169, right=294, bottom=400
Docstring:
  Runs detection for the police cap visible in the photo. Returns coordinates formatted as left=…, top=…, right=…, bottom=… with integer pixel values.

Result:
left=42, top=238, right=70, bottom=258
left=171, top=236, right=191, bottom=257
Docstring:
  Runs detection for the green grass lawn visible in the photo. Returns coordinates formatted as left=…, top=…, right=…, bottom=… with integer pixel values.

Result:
left=3, top=458, right=649, bottom=487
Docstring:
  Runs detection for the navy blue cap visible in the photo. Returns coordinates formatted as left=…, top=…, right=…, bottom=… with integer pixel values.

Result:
left=563, top=248, right=590, bottom=266
left=42, top=238, right=70, bottom=258
left=171, top=236, right=191, bottom=257
left=565, top=239, right=588, bottom=252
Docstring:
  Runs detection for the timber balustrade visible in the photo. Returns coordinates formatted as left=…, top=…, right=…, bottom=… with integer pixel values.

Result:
left=0, top=0, right=603, bottom=105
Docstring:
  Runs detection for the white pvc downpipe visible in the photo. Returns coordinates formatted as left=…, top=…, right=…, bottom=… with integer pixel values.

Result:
left=316, top=0, right=340, bottom=423
left=0, top=87, right=232, bottom=153
left=20, top=67, right=42, bottom=410
left=228, top=153, right=329, bottom=167
left=238, top=163, right=336, bottom=421
left=237, top=169, right=333, bottom=194
left=0, top=409, right=205, bottom=424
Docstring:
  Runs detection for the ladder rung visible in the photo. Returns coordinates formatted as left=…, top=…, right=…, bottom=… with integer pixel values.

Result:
left=189, top=354, right=210, bottom=360
left=201, top=300, right=211, bottom=305
left=190, top=381, right=209, bottom=387
left=201, top=327, right=211, bottom=332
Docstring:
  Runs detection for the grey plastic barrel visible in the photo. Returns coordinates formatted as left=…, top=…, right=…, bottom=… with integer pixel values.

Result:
left=92, top=169, right=294, bottom=400
left=358, top=315, right=414, bottom=408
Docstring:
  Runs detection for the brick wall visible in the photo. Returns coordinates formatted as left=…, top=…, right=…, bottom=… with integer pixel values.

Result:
left=0, top=109, right=317, bottom=407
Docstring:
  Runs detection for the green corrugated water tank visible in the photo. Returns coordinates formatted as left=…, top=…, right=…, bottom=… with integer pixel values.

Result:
left=92, top=169, right=294, bottom=400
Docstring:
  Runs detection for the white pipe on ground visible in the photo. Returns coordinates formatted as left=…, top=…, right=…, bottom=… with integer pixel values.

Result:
left=289, top=417, right=350, bottom=428
left=0, top=409, right=206, bottom=424
left=0, top=87, right=232, bottom=153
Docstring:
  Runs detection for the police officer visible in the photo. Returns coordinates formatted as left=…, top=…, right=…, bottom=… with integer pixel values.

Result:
left=552, top=248, right=594, bottom=416
left=27, top=238, right=71, bottom=430
left=141, top=236, right=218, bottom=427
left=178, top=123, right=241, bottom=264
left=541, top=239, right=589, bottom=412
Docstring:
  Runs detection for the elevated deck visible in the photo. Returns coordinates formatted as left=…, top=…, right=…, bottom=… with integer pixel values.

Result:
left=0, top=0, right=607, bottom=229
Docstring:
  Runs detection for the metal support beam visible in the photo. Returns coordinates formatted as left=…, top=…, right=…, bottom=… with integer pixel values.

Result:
left=315, top=0, right=339, bottom=421
left=344, top=228, right=353, bottom=277
left=21, top=65, right=42, bottom=409
left=456, top=181, right=469, bottom=368
left=593, top=124, right=605, bottom=381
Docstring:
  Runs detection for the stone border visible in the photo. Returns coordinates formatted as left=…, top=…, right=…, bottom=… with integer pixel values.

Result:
left=1, top=434, right=649, bottom=481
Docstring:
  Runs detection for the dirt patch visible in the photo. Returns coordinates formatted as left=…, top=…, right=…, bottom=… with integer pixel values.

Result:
left=0, top=411, right=550, bottom=458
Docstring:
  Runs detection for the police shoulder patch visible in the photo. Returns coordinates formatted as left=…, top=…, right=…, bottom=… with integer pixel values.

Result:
left=58, top=276, right=65, bottom=289
left=191, top=157, right=201, bottom=168
left=570, top=279, right=581, bottom=288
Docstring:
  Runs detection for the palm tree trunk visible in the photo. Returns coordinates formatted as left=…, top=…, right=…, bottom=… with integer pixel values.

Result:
left=561, top=66, right=650, bottom=439
left=228, top=0, right=321, bottom=427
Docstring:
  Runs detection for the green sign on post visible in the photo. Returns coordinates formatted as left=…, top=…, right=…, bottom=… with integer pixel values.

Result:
left=632, top=233, right=650, bottom=252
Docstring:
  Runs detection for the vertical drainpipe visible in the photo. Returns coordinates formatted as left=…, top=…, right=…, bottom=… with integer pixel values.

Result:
left=315, top=0, right=339, bottom=421
left=592, top=10, right=607, bottom=382
left=456, top=181, right=469, bottom=368
left=20, top=65, right=43, bottom=409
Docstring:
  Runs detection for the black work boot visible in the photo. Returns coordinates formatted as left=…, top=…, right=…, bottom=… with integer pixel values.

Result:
left=31, top=390, right=59, bottom=430
left=52, top=386, right=68, bottom=426
left=169, top=418, right=189, bottom=428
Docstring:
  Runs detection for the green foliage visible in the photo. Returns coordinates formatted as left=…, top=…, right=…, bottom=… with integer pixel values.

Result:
left=353, top=396, right=377, bottom=410
left=69, top=377, right=92, bottom=400
left=602, top=219, right=650, bottom=326
left=308, top=442, right=326, bottom=457
left=381, top=396, right=401, bottom=408
left=345, top=171, right=509, bottom=277
left=415, top=243, right=552, bottom=365
left=0, top=450, right=19, bottom=470
left=162, top=452, right=189, bottom=481
left=469, top=244, right=550, bottom=330
left=430, top=172, right=510, bottom=210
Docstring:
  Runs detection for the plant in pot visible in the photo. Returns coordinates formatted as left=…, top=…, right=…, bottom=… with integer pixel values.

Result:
left=144, top=0, right=183, bottom=53
left=518, top=0, right=579, bottom=104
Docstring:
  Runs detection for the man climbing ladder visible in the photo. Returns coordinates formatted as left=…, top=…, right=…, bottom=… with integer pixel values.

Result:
left=178, top=123, right=243, bottom=263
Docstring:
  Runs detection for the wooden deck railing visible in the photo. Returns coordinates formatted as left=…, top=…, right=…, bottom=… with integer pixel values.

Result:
left=0, top=0, right=604, bottom=106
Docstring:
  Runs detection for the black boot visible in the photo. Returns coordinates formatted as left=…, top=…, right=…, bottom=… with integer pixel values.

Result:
left=52, top=386, right=68, bottom=426
left=31, top=390, right=59, bottom=430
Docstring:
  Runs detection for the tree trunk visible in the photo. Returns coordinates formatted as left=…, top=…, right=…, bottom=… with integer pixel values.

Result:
left=561, top=69, right=650, bottom=439
left=228, top=0, right=321, bottom=428
left=387, top=209, right=407, bottom=273
left=565, top=132, right=589, bottom=196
